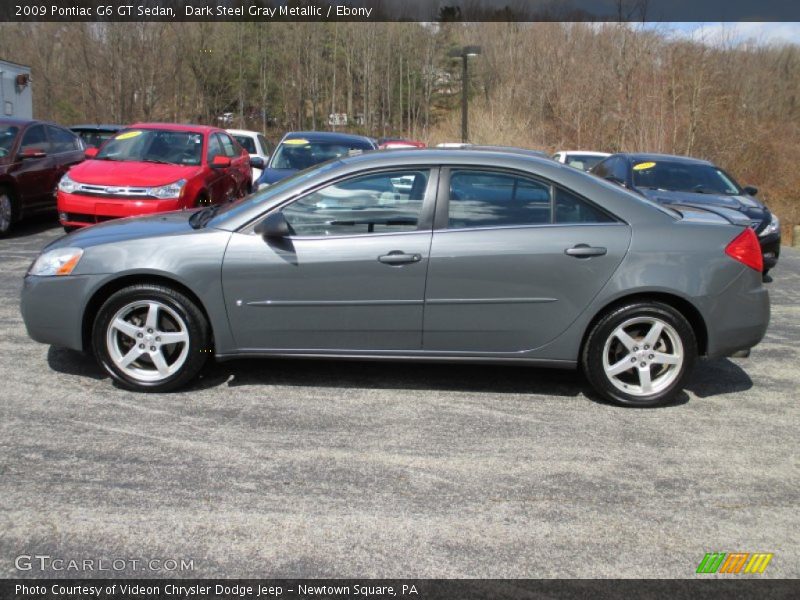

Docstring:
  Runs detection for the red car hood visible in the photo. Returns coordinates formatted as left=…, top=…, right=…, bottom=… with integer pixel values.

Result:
left=69, top=159, right=202, bottom=187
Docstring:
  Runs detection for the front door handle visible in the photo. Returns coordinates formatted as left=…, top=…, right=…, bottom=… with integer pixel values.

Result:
left=565, top=244, right=607, bottom=258
left=378, top=251, right=422, bottom=265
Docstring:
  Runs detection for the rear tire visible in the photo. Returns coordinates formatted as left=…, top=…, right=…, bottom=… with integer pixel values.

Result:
left=582, top=301, right=697, bottom=407
left=92, top=284, right=210, bottom=392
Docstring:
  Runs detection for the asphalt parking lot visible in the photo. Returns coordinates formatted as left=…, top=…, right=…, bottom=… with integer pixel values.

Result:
left=0, top=218, right=798, bottom=579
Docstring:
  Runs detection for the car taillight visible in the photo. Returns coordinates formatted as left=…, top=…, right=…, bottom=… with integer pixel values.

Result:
left=725, top=228, right=763, bottom=272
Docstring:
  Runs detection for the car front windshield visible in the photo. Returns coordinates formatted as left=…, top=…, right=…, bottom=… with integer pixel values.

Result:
left=270, top=139, right=371, bottom=170
left=0, top=125, right=20, bottom=158
left=232, top=135, right=256, bottom=154
left=96, top=129, right=203, bottom=166
left=632, top=161, right=741, bottom=195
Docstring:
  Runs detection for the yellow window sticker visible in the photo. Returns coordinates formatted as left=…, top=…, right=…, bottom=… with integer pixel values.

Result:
left=115, top=130, right=143, bottom=141
left=633, top=161, right=656, bottom=171
left=283, top=139, right=310, bottom=145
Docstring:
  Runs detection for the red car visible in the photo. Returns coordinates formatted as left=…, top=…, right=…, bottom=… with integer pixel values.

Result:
left=57, top=123, right=257, bottom=229
left=0, top=118, right=84, bottom=236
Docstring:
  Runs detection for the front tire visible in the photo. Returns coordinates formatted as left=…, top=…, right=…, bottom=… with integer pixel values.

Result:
left=0, top=187, right=17, bottom=237
left=92, top=284, right=210, bottom=392
left=582, top=301, right=697, bottom=407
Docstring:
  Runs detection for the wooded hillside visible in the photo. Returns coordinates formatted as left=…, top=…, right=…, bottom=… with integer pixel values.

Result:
left=1, top=22, right=797, bottom=238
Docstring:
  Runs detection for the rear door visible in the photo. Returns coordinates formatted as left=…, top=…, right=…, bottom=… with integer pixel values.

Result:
left=423, top=167, right=631, bottom=353
left=222, top=167, right=438, bottom=351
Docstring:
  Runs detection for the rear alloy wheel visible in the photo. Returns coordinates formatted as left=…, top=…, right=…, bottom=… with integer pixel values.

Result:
left=0, top=190, right=15, bottom=236
left=582, top=302, right=697, bottom=407
left=92, top=284, right=210, bottom=392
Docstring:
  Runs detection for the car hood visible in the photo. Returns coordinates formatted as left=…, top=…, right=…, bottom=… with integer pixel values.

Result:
left=47, top=210, right=202, bottom=251
left=638, top=188, right=767, bottom=220
left=257, top=168, right=297, bottom=185
left=69, top=159, right=202, bottom=187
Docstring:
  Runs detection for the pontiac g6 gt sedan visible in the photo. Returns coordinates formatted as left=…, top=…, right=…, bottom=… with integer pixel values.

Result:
left=21, top=149, right=770, bottom=407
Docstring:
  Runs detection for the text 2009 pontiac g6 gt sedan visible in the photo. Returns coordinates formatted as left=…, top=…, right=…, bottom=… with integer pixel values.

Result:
left=21, top=149, right=769, bottom=407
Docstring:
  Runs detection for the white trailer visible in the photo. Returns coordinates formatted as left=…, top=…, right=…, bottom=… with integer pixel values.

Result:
left=0, top=59, right=33, bottom=120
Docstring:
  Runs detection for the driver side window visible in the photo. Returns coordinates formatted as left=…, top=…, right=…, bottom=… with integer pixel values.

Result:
left=282, top=170, right=430, bottom=237
left=206, top=134, right=223, bottom=164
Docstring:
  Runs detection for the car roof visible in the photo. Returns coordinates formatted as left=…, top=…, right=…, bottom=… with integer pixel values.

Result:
left=70, top=124, right=125, bottom=131
left=281, top=131, right=376, bottom=146
left=128, top=122, right=221, bottom=134
left=613, top=152, right=714, bottom=166
left=558, top=150, right=610, bottom=157
left=0, top=118, right=64, bottom=128
left=465, top=145, right=549, bottom=157
left=337, top=148, right=556, bottom=169
left=226, top=129, right=262, bottom=137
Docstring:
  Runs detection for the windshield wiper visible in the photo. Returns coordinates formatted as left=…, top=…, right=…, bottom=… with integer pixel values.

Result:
left=140, top=158, right=174, bottom=165
left=189, top=204, right=222, bottom=229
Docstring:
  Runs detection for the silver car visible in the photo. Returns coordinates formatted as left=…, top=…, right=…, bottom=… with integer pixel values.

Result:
left=21, top=150, right=770, bottom=407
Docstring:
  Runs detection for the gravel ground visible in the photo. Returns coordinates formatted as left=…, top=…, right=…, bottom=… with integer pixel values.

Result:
left=1, top=219, right=798, bottom=579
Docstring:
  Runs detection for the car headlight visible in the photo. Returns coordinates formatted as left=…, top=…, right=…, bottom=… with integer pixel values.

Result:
left=58, top=173, right=79, bottom=194
left=760, top=213, right=780, bottom=237
left=149, top=179, right=187, bottom=199
left=28, top=247, right=84, bottom=277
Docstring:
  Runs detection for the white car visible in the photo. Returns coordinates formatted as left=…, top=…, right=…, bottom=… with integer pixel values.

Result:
left=552, top=150, right=610, bottom=172
left=226, top=129, right=272, bottom=186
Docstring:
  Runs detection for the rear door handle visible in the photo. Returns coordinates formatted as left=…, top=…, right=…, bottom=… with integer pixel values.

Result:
left=565, top=244, right=607, bottom=258
left=378, top=251, right=422, bottom=265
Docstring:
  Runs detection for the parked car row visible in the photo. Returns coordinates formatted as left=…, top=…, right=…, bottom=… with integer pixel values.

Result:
left=1, top=116, right=782, bottom=277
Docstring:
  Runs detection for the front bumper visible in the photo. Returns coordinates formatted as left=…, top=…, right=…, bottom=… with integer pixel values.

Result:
left=57, top=191, right=182, bottom=228
left=20, top=274, right=105, bottom=351
left=758, top=231, right=781, bottom=270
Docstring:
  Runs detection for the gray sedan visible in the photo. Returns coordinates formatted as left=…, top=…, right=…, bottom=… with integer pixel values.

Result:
left=20, top=149, right=770, bottom=407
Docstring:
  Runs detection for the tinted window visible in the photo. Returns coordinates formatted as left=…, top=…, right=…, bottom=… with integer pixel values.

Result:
left=220, top=133, right=238, bottom=158
left=0, top=124, right=19, bottom=158
left=20, top=125, right=48, bottom=153
left=206, top=134, right=223, bottom=163
left=282, top=169, right=429, bottom=237
left=47, top=126, right=79, bottom=153
left=232, top=134, right=256, bottom=154
left=554, top=187, right=615, bottom=224
left=448, top=170, right=551, bottom=229
left=610, top=158, right=628, bottom=182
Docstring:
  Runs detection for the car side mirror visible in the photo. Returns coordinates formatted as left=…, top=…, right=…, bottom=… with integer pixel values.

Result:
left=254, top=211, right=291, bottom=239
left=20, top=147, right=46, bottom=160
left=743, top=185, right=758, bottom=196
left=84, top=147, right=99, bottom=159
left=249, top=156, right=265, bottom=170
left=211, top=155, right=232, bottom=169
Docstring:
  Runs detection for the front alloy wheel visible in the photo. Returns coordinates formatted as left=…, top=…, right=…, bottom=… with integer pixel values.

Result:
left=0, top=191, right=14, bottom=236
left=583, top=302, right=697, bottom=407
left=93, top=284, right=210, bottom=392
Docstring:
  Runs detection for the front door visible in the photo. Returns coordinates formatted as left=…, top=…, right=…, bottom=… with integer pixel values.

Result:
left=423, top=168, right=631, bottom=353
left=222, top=167, right=437, bottom=351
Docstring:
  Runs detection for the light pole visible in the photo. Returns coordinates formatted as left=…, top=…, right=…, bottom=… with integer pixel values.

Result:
left=449, top=45, right=482, bottom=143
